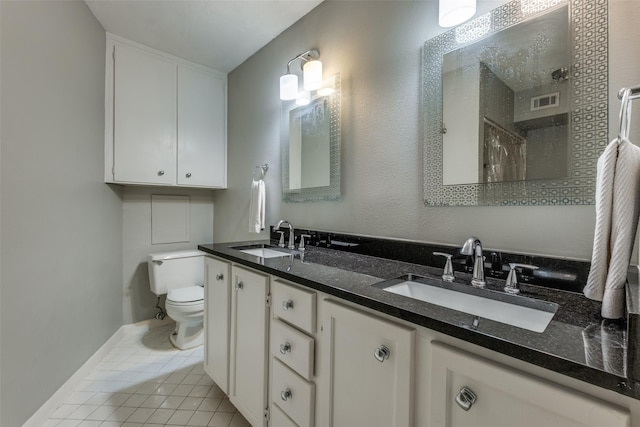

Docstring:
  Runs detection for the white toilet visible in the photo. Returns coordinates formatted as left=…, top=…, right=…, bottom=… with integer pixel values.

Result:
left=148, top=249, right=206, bottom=350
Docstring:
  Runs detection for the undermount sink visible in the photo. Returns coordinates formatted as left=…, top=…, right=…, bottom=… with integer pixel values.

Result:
left=230, top=244, right=292, bottom=259
left=373, top=274, right=558, bottom=333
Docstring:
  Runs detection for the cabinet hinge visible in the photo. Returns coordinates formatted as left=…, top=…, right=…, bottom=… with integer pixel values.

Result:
left=266, top=293, right=271, bottom=307
left=264, top=406, right=270, bottom=421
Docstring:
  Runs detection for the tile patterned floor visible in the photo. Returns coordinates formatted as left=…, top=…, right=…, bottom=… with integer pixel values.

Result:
left=44, top=324, right=250, bottom=427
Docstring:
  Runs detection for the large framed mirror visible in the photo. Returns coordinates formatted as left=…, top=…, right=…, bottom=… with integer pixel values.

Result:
left=281, top=73, right=341, bottom=202
left=423, top=0, right=608, bottom=206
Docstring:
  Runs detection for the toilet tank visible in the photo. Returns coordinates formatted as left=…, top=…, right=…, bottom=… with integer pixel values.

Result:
left=148, top=250, right=205, bottom=296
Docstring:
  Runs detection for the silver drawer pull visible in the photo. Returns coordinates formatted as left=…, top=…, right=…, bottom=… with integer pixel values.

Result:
left=282, top=300, right=294, bottom=311
left=215, top=273, right=224, bottom=281
left=374, top=345, right=390, bottom=362
left=455, top=387, right=477, bottom=411
left=280, top=342, right=292, bottom=354
left=157, top=170, right=165, bottom=176
left=235, top=281, right=243, bottom=290
left=281, top=389, right=292, bottom=401
left=186, top=172, right=192, bottom=178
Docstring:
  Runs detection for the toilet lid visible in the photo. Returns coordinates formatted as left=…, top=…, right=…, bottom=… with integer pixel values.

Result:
left=167, top=286, right=204, bottom=303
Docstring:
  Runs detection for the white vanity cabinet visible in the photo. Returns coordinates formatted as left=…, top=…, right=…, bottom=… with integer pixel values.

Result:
left=269, top=280, right=317, bottom=427
left=201, top=252, right=639, bottom=427
left=229, top=265, right=270, bottom=427
left=319, top=299, right=415, bottom=427
left=429, top=342, right=630, bottom=427
left=105, top=35, right=226, bottom=188
left=203, top=256, right=231, bottom=393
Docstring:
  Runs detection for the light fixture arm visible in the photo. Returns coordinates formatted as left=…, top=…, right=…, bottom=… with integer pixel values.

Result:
left=286, top=49, right=320, bottom=73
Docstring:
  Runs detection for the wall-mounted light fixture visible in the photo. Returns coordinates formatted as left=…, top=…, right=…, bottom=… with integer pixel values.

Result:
left=279, top=49, right=322, bottom=101
left=439, top=0, right=476, bottom=27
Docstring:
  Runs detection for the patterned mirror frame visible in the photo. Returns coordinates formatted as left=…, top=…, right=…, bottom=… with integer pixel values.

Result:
left=423, top=0, right=608, bottom=206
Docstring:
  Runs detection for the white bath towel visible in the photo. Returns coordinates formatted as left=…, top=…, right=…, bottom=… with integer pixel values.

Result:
left=248, top=179, right=266, bottom=233
left=584, top=137, right=640, bottom=319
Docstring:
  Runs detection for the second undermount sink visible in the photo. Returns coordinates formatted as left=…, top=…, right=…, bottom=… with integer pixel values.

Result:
left=373, top=274, right=558, bottom=333
left=230, top=244, right=292, bottom=259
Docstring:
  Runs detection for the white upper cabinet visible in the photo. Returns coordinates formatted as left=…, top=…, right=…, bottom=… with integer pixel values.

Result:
left=177, top=65, right=226, bottom=187
left=105, top=34, right=227, bottom=188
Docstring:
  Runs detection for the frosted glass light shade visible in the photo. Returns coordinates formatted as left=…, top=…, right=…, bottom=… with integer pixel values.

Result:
left=296, top=91, right=311, bottom=106
left=280, top=73, right=299, bottom=100
left=303, top=60, right=323, bottom=91
left=439, top=0, right=476, bottom=27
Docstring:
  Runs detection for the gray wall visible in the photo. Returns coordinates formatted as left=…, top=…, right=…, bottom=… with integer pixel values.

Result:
left=217, top=0, right=640, bottom=261
left=122, top=187, right=214, bottom=324
left=0, top=1, right=123, bottom=426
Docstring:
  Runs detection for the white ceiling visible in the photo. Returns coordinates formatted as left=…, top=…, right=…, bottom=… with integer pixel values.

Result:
left=85, top=0, right=324, bottom=73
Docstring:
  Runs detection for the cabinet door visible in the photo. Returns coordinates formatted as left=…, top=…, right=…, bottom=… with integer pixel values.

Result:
left=204, top=257, right=230, bottom=393
left=112, top=43, right=176, bottom=185
left=429, top=342, right=630, bottom=427
left=230, top=266, right=270, bottom=427
left=177, top=65, right=226, bottom=188
left=321, top=300, right=415, bottom=427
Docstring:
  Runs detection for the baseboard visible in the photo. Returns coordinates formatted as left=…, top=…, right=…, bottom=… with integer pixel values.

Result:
left=122, top=316, right=174, bottom=335
left=23, top=318, right=174, bottom=427
left=22, top=326, right=125, bottom=427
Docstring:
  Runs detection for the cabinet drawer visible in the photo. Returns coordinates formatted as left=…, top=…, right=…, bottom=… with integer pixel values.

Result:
left=272, top=359, right=315, bottom=427
left=271, top=319, right=314, bottom=381
left=271, top=404, right=298, bottom=427
left=272, top=280, right=316, bottom=334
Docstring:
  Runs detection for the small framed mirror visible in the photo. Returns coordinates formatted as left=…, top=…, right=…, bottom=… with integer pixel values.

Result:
left=281, top=73, right=341, bottom=202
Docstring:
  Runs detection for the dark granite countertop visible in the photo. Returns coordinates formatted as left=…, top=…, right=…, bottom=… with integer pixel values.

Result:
left=198, top=239, right=639, bottom=400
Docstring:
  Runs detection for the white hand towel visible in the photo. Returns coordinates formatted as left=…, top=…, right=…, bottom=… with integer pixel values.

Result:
left=248, top=179, right=266, bottom=233
left=584, top=137, right=640, bottom=319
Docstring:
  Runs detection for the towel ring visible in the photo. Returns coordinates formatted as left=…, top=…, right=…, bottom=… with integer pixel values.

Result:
left=618, top=88, right=633, bottom=143
left=253, top=164, right=269, bottom=180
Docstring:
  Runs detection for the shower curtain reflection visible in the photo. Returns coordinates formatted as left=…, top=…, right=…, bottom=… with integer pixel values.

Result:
left=483, top=119, right=526, bottom=183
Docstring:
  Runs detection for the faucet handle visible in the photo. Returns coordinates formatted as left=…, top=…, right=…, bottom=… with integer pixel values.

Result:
left=276, top=231, right=285, bottom=248
left=299, top=234, right=311, bottom=251
left=505, top=263, right=539, bottom=294
left=433, top=252, right=455, bottom=282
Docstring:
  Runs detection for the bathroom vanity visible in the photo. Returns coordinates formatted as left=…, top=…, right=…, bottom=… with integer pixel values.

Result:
left=198, top=232, right=640, bottom=427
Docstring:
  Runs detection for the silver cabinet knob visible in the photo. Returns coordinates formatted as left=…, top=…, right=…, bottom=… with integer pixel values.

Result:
left=235, top=281, right=243, bottom=290
left=374, top=345, right=390, bottom=362
left=280, top=342, right=291, bottom=354
left=186, top=172, right=192, bottom=178
left=281, top=389, right=292, bottom=401
left=215, top=274, right=224, bottom=281
left=282, top=300, right=294, bottom=311
left=455, top=387, right=477, bottom=411
left=157, top=170, right=165, bottom=176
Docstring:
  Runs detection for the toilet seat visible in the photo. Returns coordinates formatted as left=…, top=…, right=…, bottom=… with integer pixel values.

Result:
left=167, top=286, right=204, bottom=305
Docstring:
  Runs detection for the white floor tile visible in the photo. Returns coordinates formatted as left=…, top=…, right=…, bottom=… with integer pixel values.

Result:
left=188, top=410, right=214, bottom=426
left=167, top=409, right=196, bottom=425
left=45, top=324, right=245, bottom=427
left=208, top=411, right=233, bottom=427
left=146, top=407, right=175, bottom=424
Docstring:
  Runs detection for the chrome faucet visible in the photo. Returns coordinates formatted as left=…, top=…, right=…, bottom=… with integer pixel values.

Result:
left=461, top=237, right=486, bottom=288
left=275, top=220, right=296, bottom=250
